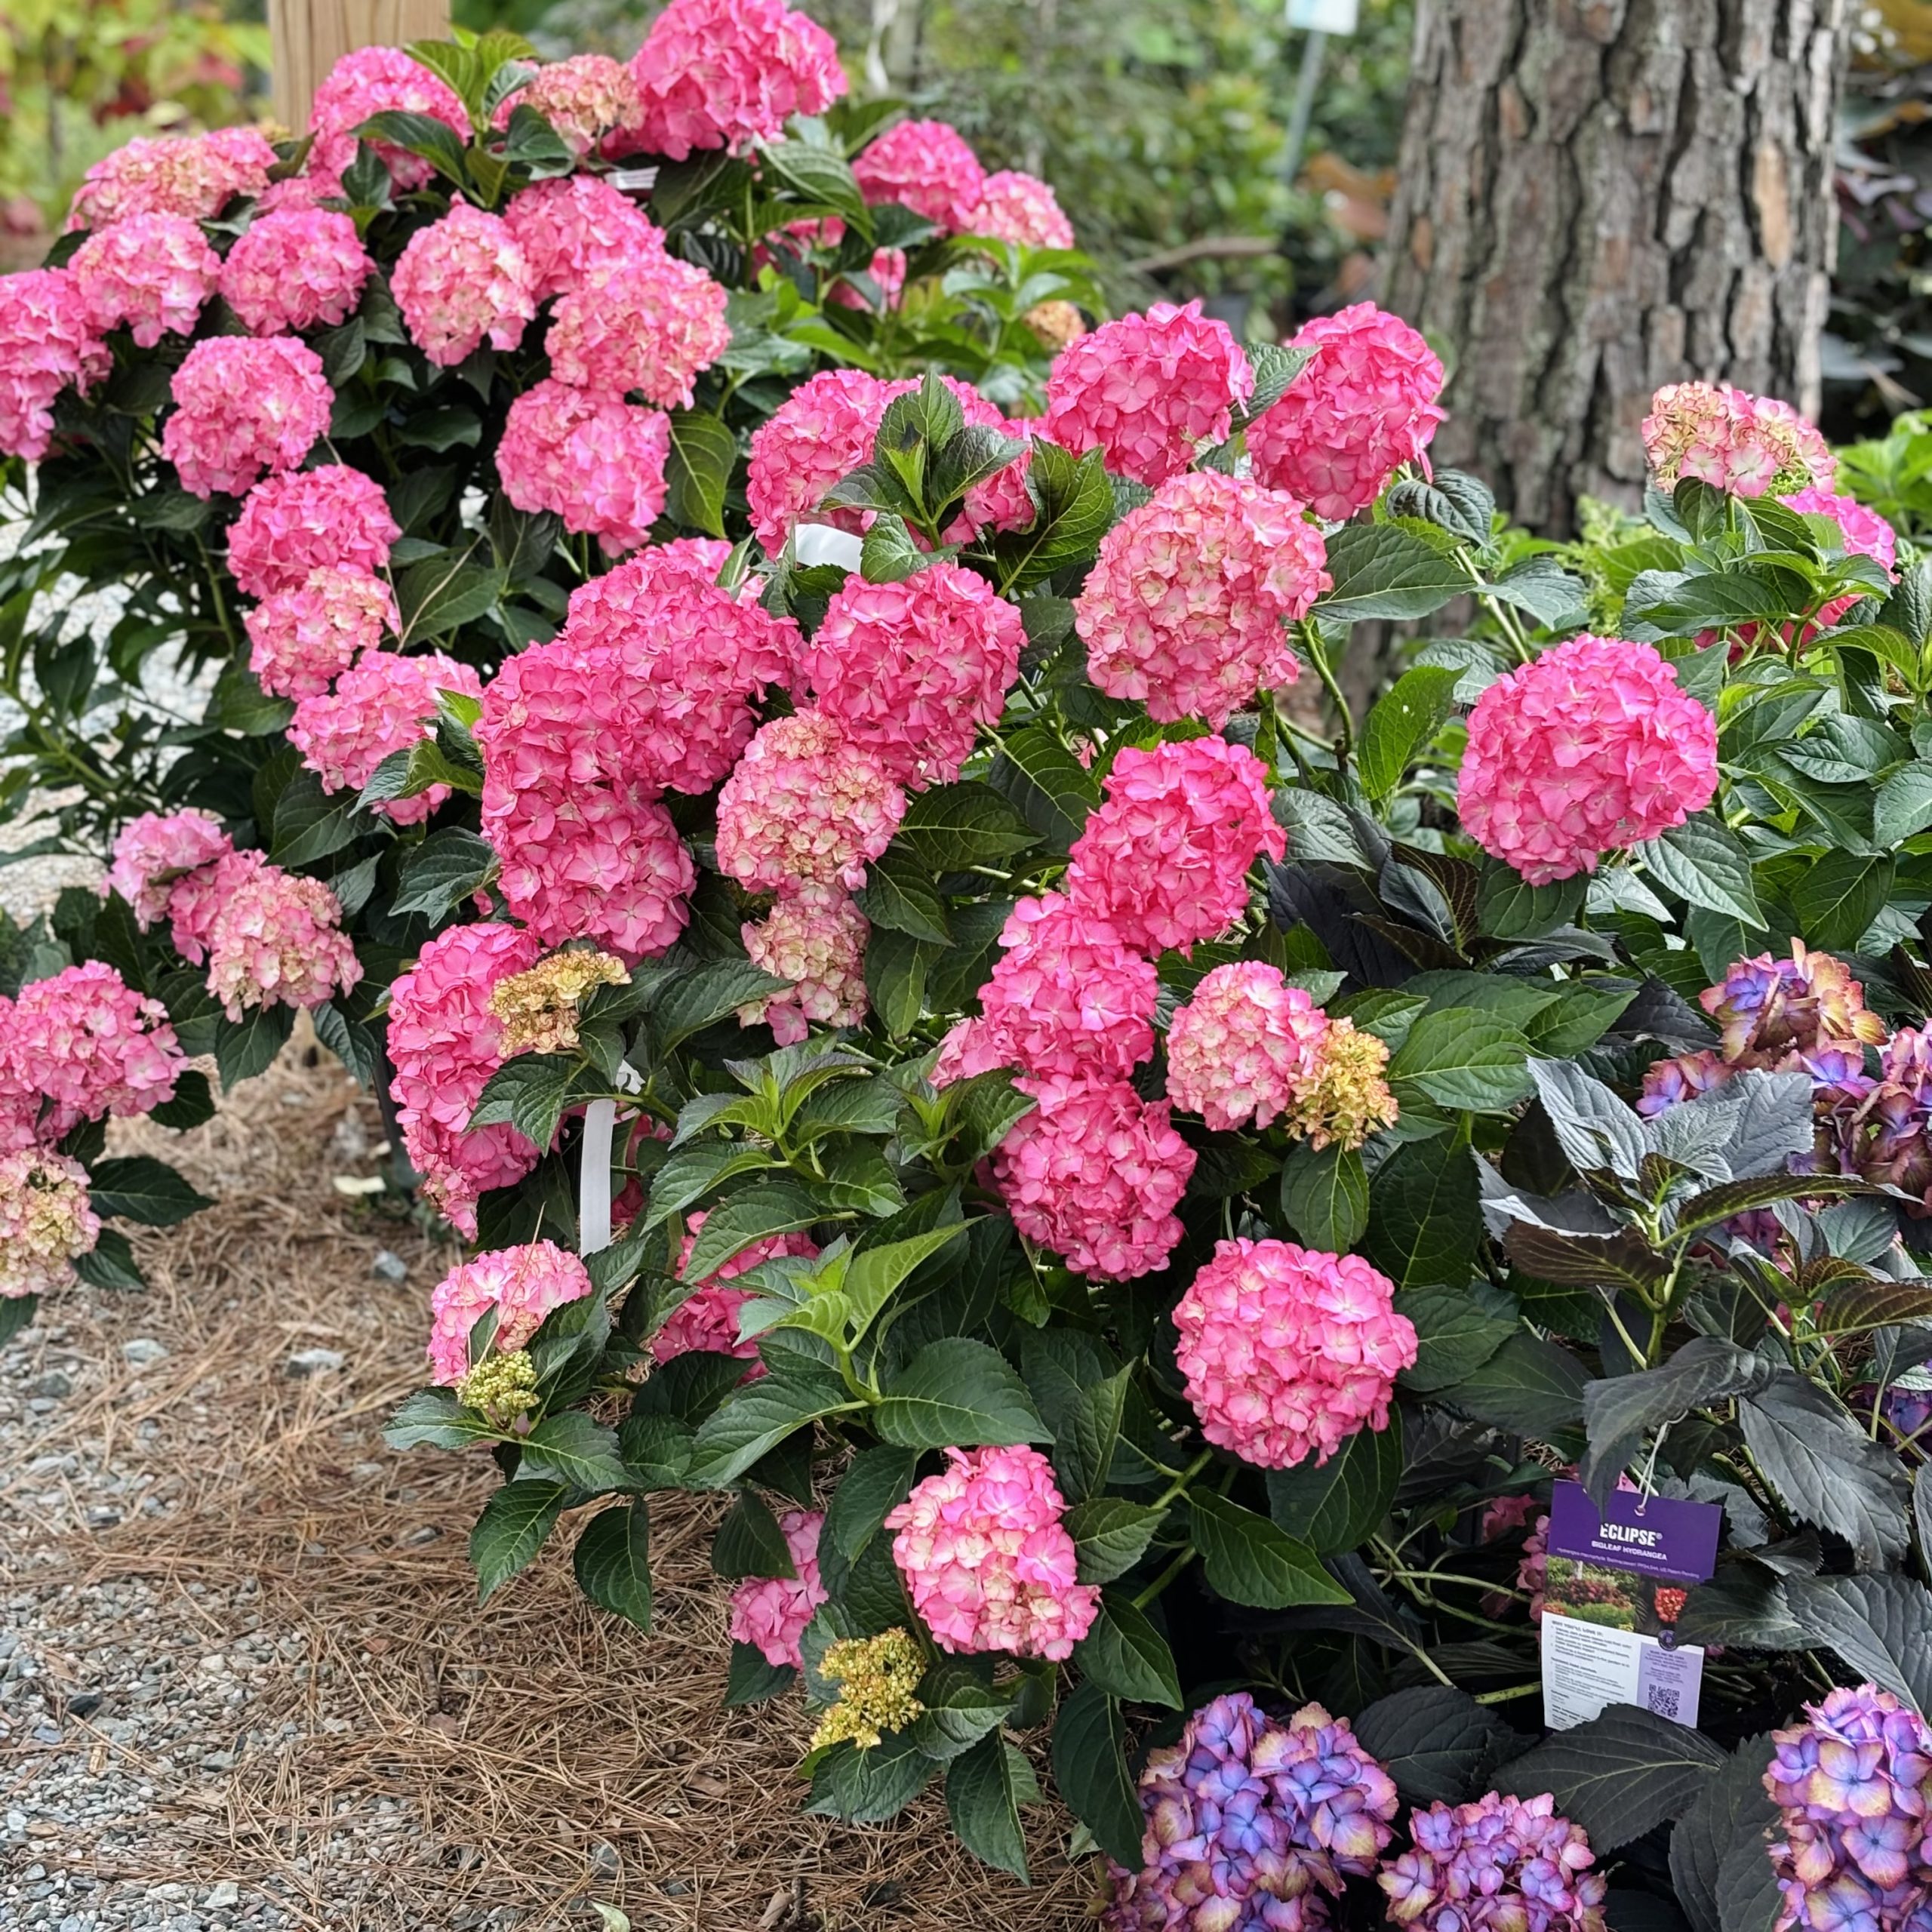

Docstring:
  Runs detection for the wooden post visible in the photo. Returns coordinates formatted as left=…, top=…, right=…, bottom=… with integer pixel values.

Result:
left=269, top=0, right=455, bottom=134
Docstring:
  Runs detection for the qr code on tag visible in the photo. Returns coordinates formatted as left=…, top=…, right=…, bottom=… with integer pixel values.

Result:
left=1647, top=1686, right=1681, bottom=1720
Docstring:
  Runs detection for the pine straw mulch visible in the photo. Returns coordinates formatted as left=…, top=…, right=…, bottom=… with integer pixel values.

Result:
left=17, top=1038, right=1099, bottom=1930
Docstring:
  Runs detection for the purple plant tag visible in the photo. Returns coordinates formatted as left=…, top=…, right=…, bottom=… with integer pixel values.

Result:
left=1546, top=1481, right=1721, bottom=1585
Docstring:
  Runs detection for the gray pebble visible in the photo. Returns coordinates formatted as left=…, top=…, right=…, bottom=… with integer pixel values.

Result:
left=121, top=1339, right=168, bottom=1367
left=371, top=1251, right=408, bottom=1284
left=283, top=1349, right=345, bottom=1379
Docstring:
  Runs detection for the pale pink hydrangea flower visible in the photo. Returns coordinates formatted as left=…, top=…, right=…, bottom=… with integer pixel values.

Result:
left=162, top=848, right=266, bottom=965
left=0, top=269, right=109, bottom=461
left=740, top=887, right=870, bottom=1043
left=499, top=54, right=645, bottom=158
left=728, top=1509, right=829, bottom=1668
left=1066, top=735, right=1286, bottom=955
left=886, top=1444, right=1099, bottom=1660
left=990, top=1072, right=1195, bottom=1281
left=1458, top=634, right=1720, bottom=886
left=106, top=809, right=232, bottom=929
left=1166, top=961, right=1332, bottom=1133
left=546, top=248, right=730, bottom=408
left=202, top=863, right=362, bottom=1019
left=426, top=1239, right=593, bottom=1386
left=245, top=565, right=398, bottom=699
left=494, top=380, right=670, bottom=558
left=743, top=367, right=914, bottom=552
left=965, top=170, right=1074, bottom=248
left=257, top=171, right=348, bottom=215
left=1780, top=485, right=1899, bottom=635
left=627, top=0, right=846, bottom=161
left=392, top=200, right=536, bottom=368
left=0, top=1149, right=100, bottom=1300
left=1076, top=469, right=1325, bottom=728
left=1174, top=1238, right=1417, bottom=1469
left=500, top=174, right=665, bottom=303
left=161, top=335, right=332, bottom=499
left=227, top=464, right=399, bottom=598
left=307, top=45, right=469, bottom=192
left=1043, top=300, right=1254, bottom=488
left=651, top=1215, right=820, bottom=1372
left=70, top=213, right=220, bottom=347
left=800, top=565, right=1025, bottom=789
left=715, top=709, right=907, bottom=895
left=218, top=206, right=374, bottom=336
left=853, top=120, right=986, bottom=232
left=67, top=127, right=278, bottom=231
left=1248, top=302, right=1447, bottom=521
left=0, top=962, right=183, bottom=1149
left=388, top=922, right=546, bottom=1238
left=1641, top=381, right=1835, bottom=499
left=288, top=651, right=483, bottom=824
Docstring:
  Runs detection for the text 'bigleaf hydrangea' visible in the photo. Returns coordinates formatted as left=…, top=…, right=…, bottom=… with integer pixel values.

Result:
left=851, top=119, right=986, bottom=232
left=0, top=269, right=107, bottom=461
left=728, top=1509, right=829, bottom=1669
left=1641, top=380, right=1835, bottom=500
left=71, top=213, right=219, bottom=347
left=1380, top=1792, right=1608, bottom=1932
left=162, top=336, right=332, bottom=500
left=740, top=887, right=871, bottom=1043
left=245, top=566, right=398, bottom=700
left=426, top=1240, right=593, bottom=1387
left=1165, top=961, right=1331, bottom=1133
left=546, top=249, right=731, bottom=408
left=218, top=207, right=374, bottom=337
left=392, top=201, right=537, bottom=368
left=0, top=1149, right=100, bottom=1301
left=226, top=464, right=400, bottom=599
left=495, top=379, right=671, bottom=558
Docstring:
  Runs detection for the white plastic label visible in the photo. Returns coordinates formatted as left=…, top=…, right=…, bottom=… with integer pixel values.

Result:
left=1287, top=0, right=1358, bottom=30
left=793, top=522, right=865, bottom=571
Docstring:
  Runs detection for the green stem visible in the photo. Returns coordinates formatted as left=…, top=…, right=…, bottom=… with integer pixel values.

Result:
left=1152, top=1449, right=1215, bottom=1512
left=1133, top=1546, right=1195, bottom=1611
left=1301, top=622, right=1352, bottom=768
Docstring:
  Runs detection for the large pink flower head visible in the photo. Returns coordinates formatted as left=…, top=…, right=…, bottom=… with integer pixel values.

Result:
left=546, top=248, right=730, bottom=407
left=426, top=1238, right=593, bottom=1386
left=1077, top=469, right=1324, bottom=728
left=627, top=0, right=846, bottom=161
left=495, top=380, right=670, bottom=558
left=728, top=1509, right=829, bottom=1668
left=1780, top=485, right=1899, bottom=637
left=392, top=201, right=536, bottom=367
left=743, top=367, right=912, bottom=552
left=1173, top=1238, right=1416, bottom=1469
left=478, top=632, right=631, bottom=811
left=0, top=962, right=183, bottom=1148
left=162, top=848, right=265, bottom=965
left=227, top=464, right=399, bottom=599
left=1457, top=634, right=1720, bottom=886
left=0, top=268, right=107, bottom=461
left=161, top=336, right=331, bottom=499
left=107, top=809, right=233, bottom=929
left=502, top=54, right=645, bottom=158
left=288, top=650, right=483, bottom=824
left=0, top=1148, right=100, bottom=1301
left=715, top=709, right=907, bottom=895
left=1641, top=381, right=1835, bottom=500
left=800, top=565, right=1025, bottom=789
left=652, top=1214, right=820, bottom=1371
left=1104, top=1692, right=1400, bottom=1932
left=1248, top=303, right=1447, bottom=521
left=501, top=174, right=665, bottom=303
left=966, top=170, right=1075, bottom=249
left=1067, top=735, right=1286, bottom=955
left=388, top=922, right=546, bottom=1237
left=202, top=863, right=361, bottom=1020
left=990, top=1073, right=1194, bottom=1280
left=852, top=119, right=986, bottom=232
left=245, top=566, right=395, bottom=700
left=1380, top=1792, right=1608, bottom=1932
left=1043, top=301, right=1254, bottom=488
left=885, top=1444, right=1099, bottom=1660
left=740, top=886, right=870, bottom=1043
left=218, top=206, right=374, bottom=337
left=308, top=45, right=469, bottom=191
left=1167, top=962, right=1332, bottom=1133
left=70, top=213, right=220, bottom=348
left=67, top=126, right=278, bottom=231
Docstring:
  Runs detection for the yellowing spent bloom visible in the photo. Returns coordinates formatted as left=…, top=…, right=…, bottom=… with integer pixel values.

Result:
left=456, top=1348, right=539, bottom=1424
left=1287, top=1017, right=1398, bottom=1152
left=809, top=1627, right=925, bottom=1752
left=486, top=948, right=629, bottom=1056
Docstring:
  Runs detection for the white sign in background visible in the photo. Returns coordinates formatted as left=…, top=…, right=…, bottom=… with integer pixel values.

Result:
left=1286, top=0, right=1359, bottom=32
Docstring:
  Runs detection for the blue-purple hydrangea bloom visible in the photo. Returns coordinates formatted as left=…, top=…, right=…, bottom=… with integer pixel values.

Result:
left=1377, top=1790, right=1607, bottom=1932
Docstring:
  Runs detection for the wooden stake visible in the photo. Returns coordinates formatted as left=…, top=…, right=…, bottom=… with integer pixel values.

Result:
left=269, top=0, right=454, bottom=134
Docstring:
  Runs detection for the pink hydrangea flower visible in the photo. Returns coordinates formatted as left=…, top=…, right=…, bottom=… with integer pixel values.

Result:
left=1458, top=634, right=1720, bottom=886
left=728, top=1509, right=829, bottom=1668
left=162, top=848, right=263, bottom=965
left=1043, top=300, right=1254, bottom=488
left=478, top=632, right=632, bottom=810
left=288, top=651, right=483, bottom=824
left=256, top=171, right=348, bottom=215
left=1641, top=381, right=1835, bottom=499
left=990, top=1073, right=1195, bottom=1280
left=965, top=170, right=1075, bottom=248
left=388, top=922, right=546, bottom=1238
left=218, top=206, right=374, bottom=336
left=853, top=119, right=986, bottom=232
left=546, top=248, right=730, bottom=407
left=202, top=862, right=362, bottom=1019
left=1174, top=1238, right=1417, bottom=1469
left=426, top=1239, right=593, bottom=1386
left=740, top=887, right=869, bottom=1043
left=245, top=565, right=397, bottom=699
left=1066, top=735, right=1286, bottom=955
left=392, top=200, right=536, bottom=368
left=1076, top=469, right=1325, bottom=728
left=886, top=1444, right=1099, bottom=1660
left=800, top=565, right=1025, bottom=789
left=743, top=367, right=913, bottom=553
left=67, top=127, right=278, bottom=231
left=1248, top=302, right=1447, bottom=521
left=307, top=45, right=469, bottom=192
left=1381, top=1792, right=1608, bottom=1932
left=627, top=0, right=846, bottom=161
left=107, top=809, right=233, bottom=929
left=937, top=377, right=1035, bottom=543
left=715, top=709, right=907, bottom=894
left=1781, top=485, right=1899, bottom=635
left=70, top=213, right=220, bottom=348
left=0, top=962, right=183, bottom=1148
left=495, top=380, right=670, bottom=558
left=501, top=174, right=665, bottom=303
left=227, top=464, right=399, bottom=599
left=0, top=1148, right=100, bottom=1301
left=500, top=54, right=644, bottom=158
left=652, top=1215, right=820, bottom=1371
left=1167, top=961, right=1332, bottom=1133
left=161, top=335, right=332, bottom=499
left=0, top=268, right=108, bottom=461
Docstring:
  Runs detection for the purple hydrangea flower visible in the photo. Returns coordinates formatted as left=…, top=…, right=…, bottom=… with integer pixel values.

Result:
left=1377, top=1790, right=1607, bottom=1932
left=1700, top=942, right=1886, bottom=1066
left=1841, top=1026, right=1932, bottom=1208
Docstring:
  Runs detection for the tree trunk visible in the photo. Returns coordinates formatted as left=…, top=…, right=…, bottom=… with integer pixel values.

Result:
left=1380, top=0, right=1847, bottom=535
left=269, top=0, right=453, bottom=134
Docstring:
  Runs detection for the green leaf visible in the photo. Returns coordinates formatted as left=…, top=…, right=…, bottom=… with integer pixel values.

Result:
left=354, top=108, right=469, bottom=186
left=1476, top=863, right=1586, bottom=941
left=1264, top=1412, right=1402, bottom=1555
left=0, top=1292, right=37, bottom=1346
left=857, top=849, right=952, bottom=944
left=653, top=959, right=792, bottom=1053
left=1358, top=666, right=1462, bottom=801
left=685, top=1354, right=857, bottom=1488
left=1738, top=1372, right=1910, bottom=1571
left=1581, top=1338, right=1775, bottom=1510
left=269, top=767, right=361, bottom=867
left=1189, top=1491, right=1348, bottom=1608
left=843, top=1222, right=970, bottom=1342
left=1364, top=1134, right=1481, bottom=1290
left=73, top=1228, right=143, bottom=1291
left=147, top=1069, right=215, bottom=1133
left=1352, top=1686, right=1521, bottom=1807
left=516, top=1412, right=629, bottom=1491
left=1387, top=1011, right=1534, bottom=1114
left=384, top=1388, right=503, bottom=1451
left=946, top=1733, right=1031, bottom=1881
left=1065, top=1497, right=1168, bottom=1584
left=1279, top=1141, right=1369, bottom=1252
left=724, top=1641, right=795, bottom=1707
left=894, top=782, right=1037, bottom=872
left=873, top=1337, right=1050, bottom=1451
left=682, top=1183, right=821, bottom=1281
left=1876, top=761, right=1932, bottom=844
left=807, top=1731, right=932, bottom=1823
left=87, top=1155, right=212, bottom=1227
left=574, top=1502, right=653, bottom=1630
left=1440, top=1333, right=1589, bottom=1447
left=1316, top=521, right=1469, bottom=623
left=1075, top=1593, right=1182, bottom=1706
left=469, top=1053, right=577, bottom=1149
left=1781, top=1573, right=1932, bottom=1713
left=988, top=721, right=1100, bottom=854
left=1638, top=815, right=1763, bottom=925
left=1669, top=1737, right=1780, bottom=1932
left=822, top=1445, right=918, bottom=1566
left=712, top=1489, right=796, bottom=1580
left=396, top=554, right=505, bottom=643
left=995, top=439, right=1114, bottom=591
left=863, top=925, right=938, bottom=1040
left=666, top=408, right=736, bottom=537
left=1790, top=851, right=1894, bottom=951
left=471, top=1480, right=568, bottom=1601
left=1495, top=1705, right=1726, bottom=1851
left=389, top=827, right=497, bottom=921
left=1051, top=1683, right=1143, bottom=1868
left=908, top=1663, right=1011, bottom=1761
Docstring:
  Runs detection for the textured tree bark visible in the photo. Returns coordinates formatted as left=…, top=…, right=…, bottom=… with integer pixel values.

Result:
left=269, top=0, right=454, bottom=133
left=1380, top=0, right=1847, bottom=535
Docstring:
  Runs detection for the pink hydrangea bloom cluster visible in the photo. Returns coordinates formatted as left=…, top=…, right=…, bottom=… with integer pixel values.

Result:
left=107, top=809, right=232, bottom=928
left=885, top=1443, right=1099, bottom=1660
left=198, top=856, right=364, bottom=1019
left=1457, top=634, right=1720, bottom=886
left=227, top=465, right=400, bottom=598
left=1067, top=736, right=1286, bottom=955
left=1104, top=1693, right=1399, bottom=1932
left=740, top=888, right=871, bottom=1043
left=728, top=1510, right=828, bottom=1671
left=1380, top=1792, right=1609, bottom=1932
left=289, top=651, right=483, bottom=824
left=425, top=1238, right=593, bottom=1386
left=1782, top=485, right=1900, bottom=635
left=1249, top=303, right=1447, bottom=521
left=307, top=45, right=469, bottom=190
left=67, top=127, right=278, bottom=231
left=627, top=0, right=845, bottom=160
left=387, top=923, right=546, bottom=1237
left=0, top=268, right=108, bottom=460
left=161, top=336, right=332, bottom=499
left=506, top=54, right=644, bottom=158
left=744, top=368, right=910, bottom=552
left=651, top=1215, right=820, bottom=1371
left=495, top=379, right=671, bottom=557
left=1641, top=381, right=1835, bottom=499
left=1076, top=469, right=1326, bottom=728
left=1173, top=1238, right=1417, bottom=1469
left=1044, top=301, right=1254, bottom=488
left=853, top=119, right=986, bottom=232
left=0, top=1148, right=100, bottom=1301
left=502, top=176, right=666, bottom=303
left=219, top=207, right=374, bottom=337
left=1166, top=962, right=1333, bottom=1132
left=392, top=201, right=536, bottom=368
left=0, top=962, right=183, bottom=1149
left=546, top=249, right=730, bottom=407
left=244, top=565, right=398, bottom=700
left=967, top=170, right=1075, bottom=249
left=71, top=213, right=220, bottom=347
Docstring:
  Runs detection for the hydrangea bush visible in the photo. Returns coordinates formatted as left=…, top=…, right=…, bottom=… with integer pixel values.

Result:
left=8, top=14, right=1932, bottom=1927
